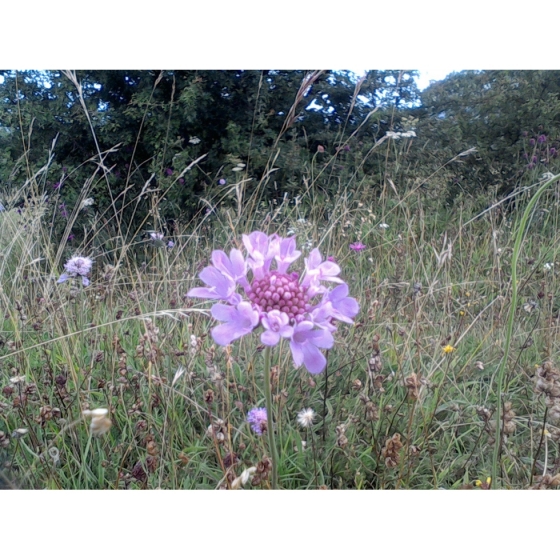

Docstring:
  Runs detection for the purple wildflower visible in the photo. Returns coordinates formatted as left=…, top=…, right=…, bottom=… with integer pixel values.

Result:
left=179, top=177, right=185, bottom=185
left=538, top=134, right=547, bottom=144
left=529, top=138, right=536, bottom=146
left=165, top=168, right=174, bottom=176
left=551, top=147, right=557, bottom=157
left=57, top=256, right=93, bottom=287
left=187, top=231, right=359, bottom=374
left=167, top=240, right=175, bottom=249
left=219, top=178, right=227, bottom=185
left=53, top=182, right=61, bottom=190
left=247, top=407, right=268, bottom=435
left=349, top=241, right=366, bottom=252
left=59, top=202, right=68, bottom=219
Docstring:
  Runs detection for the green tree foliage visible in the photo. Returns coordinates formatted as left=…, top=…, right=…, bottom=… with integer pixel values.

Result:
left=413, top=70, right=560, bottom=203
left=0, top=70, right=419, bottom=241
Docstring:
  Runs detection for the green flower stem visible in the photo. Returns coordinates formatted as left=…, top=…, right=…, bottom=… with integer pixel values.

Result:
left=263, top=345, right=279, bottom=489
left=492, top=173, right=560, bottom=486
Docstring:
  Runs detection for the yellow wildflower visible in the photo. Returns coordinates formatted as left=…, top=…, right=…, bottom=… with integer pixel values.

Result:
left=442, top=344, right=456, bottom=354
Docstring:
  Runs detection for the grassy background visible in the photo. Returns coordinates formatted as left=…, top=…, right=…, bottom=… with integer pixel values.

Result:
left=2, top=86, right=560, bottom=489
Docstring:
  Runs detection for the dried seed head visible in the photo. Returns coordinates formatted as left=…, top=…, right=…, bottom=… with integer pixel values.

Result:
left=382, top=433, right=403, bottom=468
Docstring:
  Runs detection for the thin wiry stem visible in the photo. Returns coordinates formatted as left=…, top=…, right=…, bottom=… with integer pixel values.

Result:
left=263, top=346, right=279, bottom=489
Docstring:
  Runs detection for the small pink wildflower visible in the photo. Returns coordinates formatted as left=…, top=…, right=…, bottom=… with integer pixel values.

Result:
left=349, top=242, right=366, bottom=251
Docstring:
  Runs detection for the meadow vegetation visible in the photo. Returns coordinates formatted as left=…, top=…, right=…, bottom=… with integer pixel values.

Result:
left=1, top=71, right=560, bottom=489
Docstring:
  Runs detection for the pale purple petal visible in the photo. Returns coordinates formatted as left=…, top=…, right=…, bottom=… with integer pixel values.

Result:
left=212, top=322, right=245, bottom=346
left=189, top=266, right=238, bottom=302
left=211, top=249, right=247, bottom=283
left=210, top=301, right=259, bottom=345
left=326, top=284, right=360, bottom=323
left=243, top=231, right=273, bottom=278
left=57, top=273, right=70, bottom=283
left=275, top=236, right=301, bottom=273
left=211, top=303, right=237, bottom=322
left=261, top=310, right=293, bottom=346
left=81, top=276, right=90, bottom=287
left=289, top=321, right=333, bottom=374
left=301, top=343, right=327, bottom=374
left=261, top=330, right=281, bottom=346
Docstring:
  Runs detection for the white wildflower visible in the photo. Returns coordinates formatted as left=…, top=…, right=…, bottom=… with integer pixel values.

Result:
left=297, top=408, right=316, bottom=428
left=83, top=408, right=112, bottom=437
left=80, top=198, right=94, bottom=209
left=189, top=136, right=201, bottom=145
left=379, top=223, right=389, bottom=229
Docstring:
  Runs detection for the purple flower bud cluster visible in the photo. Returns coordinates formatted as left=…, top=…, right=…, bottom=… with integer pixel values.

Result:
left=187, top=231, right=360, bottom=374
left=247, top=272, right=310, bottom=322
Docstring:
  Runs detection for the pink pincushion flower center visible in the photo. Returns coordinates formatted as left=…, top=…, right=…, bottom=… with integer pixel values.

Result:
left=247, top=272, right=311, bottom=322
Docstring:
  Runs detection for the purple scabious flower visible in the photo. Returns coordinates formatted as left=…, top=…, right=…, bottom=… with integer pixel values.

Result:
left=57, top=256, right=93, bottom=287
left=538, top=134, right=547, bottom=144
left=187, top=231, right=360, bottom=374
left=349, top=242, right=366, bottom=251
left=219, top=178, right=227, bottom=185
left=247, top=407, right=268, bottom=435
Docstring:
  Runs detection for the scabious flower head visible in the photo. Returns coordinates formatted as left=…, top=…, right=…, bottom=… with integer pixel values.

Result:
left=349, top=242, right=366, bottom=251
left=57, top=256, right=93, bottom=286
left=247, top=407, right=268, bottom=435
left=187, top=231, right=359, bottom=374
